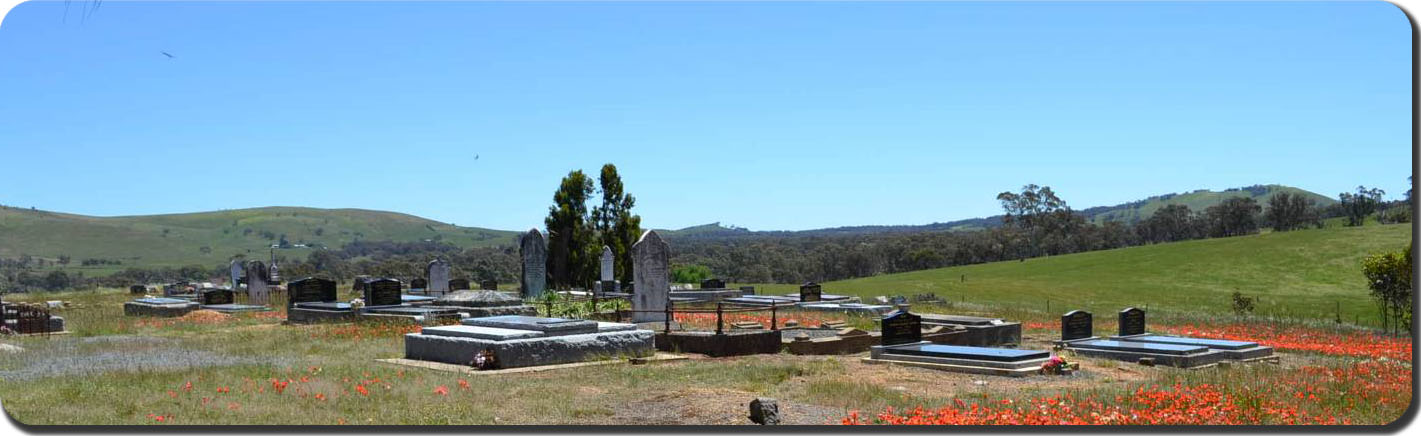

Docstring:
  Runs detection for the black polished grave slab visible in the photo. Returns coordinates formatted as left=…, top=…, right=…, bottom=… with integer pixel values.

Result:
left=1061, top=310, right=1093, bottom=340
left=881, top=310, right=922, bottom=346
left=1069, top=339, right=1206, bottom=356
left=922, top=314, right=1000, bottom=326
left=883, top=344, right=1049, bottom=362
left=288, top=278, right=338, bottom=308
left=799, top=282, right=822, bottom=302
left=364, top=278, right=403, bottom=307
left=1119, top=307, right=1146, bottom=336
left=295, top=302, right=352, bottom=310
left=1117, top=335, right=1258, bottom=351
left=363, top=306, right=460, bottom=316
left=133, top=297, right=193, bottom=305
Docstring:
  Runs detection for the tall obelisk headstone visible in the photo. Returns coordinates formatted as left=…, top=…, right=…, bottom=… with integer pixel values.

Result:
left=426, top=259, right=451, bottom=296
left=632, top=230, right=669, bottom=322
left=246, top=260, right=270, bottom=305
left=520, top=228, right=547, bottom=299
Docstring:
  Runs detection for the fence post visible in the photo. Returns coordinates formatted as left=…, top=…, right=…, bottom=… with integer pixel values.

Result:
left=716, top=302, right=724, bottom=335
left=771, top=303, right=778, bottom=331
left=664, top=300, right=672, bottom=334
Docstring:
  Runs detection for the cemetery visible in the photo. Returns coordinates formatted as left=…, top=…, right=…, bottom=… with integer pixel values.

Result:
left=0, top=226, right=1403, bottom=426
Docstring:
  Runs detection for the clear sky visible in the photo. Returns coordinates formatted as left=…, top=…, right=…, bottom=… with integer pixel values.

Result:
left=0, top=1, right=1411, bottom=231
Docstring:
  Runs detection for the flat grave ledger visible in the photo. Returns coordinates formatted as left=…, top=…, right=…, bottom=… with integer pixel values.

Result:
left=866, top=341, right=1052, bottom=377
left=124, top=297, right=200, bottom=317
left=1062, top=339, right=1225, bottom=368
left=1104, top=307, right=1274, bottom=361
left=286, top=278, right=355, bottom=324
left=920, top=314, right=1022, bottom=347
left=198, top=288, right=270, bottom=314
left=404, top=315, right=655, bottom=368
left=797, top=303, right=895, bottom=316
left=429, top=290, right=538, bottom=318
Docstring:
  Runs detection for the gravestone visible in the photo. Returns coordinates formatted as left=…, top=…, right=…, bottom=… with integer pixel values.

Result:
left=427, top=259, right=451, bottom=295
left=479, top=280, right=498, bottom=291
left=600, top=246, right=615, bottom=283
left=740, top=286, right=756, bottom=295
left=129, top=285, right=146, bottom=295
left=287, top=277, right=337, bottom=308
left=229, top=260, right=244, bottom=289
left=1119, top=307, right=1146, bottom=336
left=246, top=261, right=270, bottom=305
left=449, top=278, right=471, bottom=291
left=364, top=278, right=403, bottom=307
left=799, top=282, right=822, bottom=302
left=201, top=288, right=234, bottom=306
left=881, top=310, right=923, bottom=346
left=701, top=278, right=726, bottom=289
left=1061, top=310, right=1093, bottom=341
left=410, top=278, right=428, bottom=290
left=520, top=229, right=547, bottom=299
left=631, top=230, right=670, bottom=322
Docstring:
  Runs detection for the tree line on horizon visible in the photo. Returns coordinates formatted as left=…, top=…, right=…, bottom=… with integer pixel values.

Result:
left=0, top=178, right=1411, bottom=293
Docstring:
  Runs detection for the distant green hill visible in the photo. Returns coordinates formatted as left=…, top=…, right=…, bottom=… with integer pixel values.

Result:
left=1080, top=184, right=1336, bottom=224
left=0, top=206, right=517, bottom=273
left=746, top=223, right=1410, bottom=327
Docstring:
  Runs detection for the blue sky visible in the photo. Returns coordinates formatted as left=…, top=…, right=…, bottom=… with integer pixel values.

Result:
left=0, top=1, right=1411, bottom=231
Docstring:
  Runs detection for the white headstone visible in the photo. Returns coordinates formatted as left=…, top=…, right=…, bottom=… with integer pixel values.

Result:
left=632, top=230, right=669, bottom=322
left=600, top=246, right=615, bottom=283
left=427, top=259, right=451, bottom=296
left=246, top=260, right=270, bottom=305
left=520, top=228, right=547, bottom=299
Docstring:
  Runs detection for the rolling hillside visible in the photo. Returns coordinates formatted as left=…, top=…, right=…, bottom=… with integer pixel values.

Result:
left=664, top=184, right=1336, bottom=238
left=745, top=223, right=1411, bottom=326
left=0, top=206, right=517, bottom=271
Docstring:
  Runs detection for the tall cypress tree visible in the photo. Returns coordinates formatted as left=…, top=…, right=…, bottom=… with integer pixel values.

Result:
left=591, top=164, right=642, bottom=285
left=545, top=170, right=595, bottom=289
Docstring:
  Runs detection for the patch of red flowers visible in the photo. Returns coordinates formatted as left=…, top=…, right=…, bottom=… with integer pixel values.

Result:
left=315, top=324, right=423, bottom=341
left=1160, top=324, right=1411, bottom=361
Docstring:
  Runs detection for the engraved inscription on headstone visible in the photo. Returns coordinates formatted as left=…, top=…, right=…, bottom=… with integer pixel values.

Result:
left=600, top=246, right=615, bottom=283
left=287, top=277, right=337, bottom=308
left=520, top=229, right=548, bottom=299
left=427, top=259, right=451, bottom=295
left=202, top=288, right=234, bottom=305
left=799, top=282, right=823, bottom=302
left=1061, top=310, right=1094, bottom=341
left=364, top=278, right=402, bottom=307
left=632, top=230, right=670, bottom=322
left=246, top=261, right=270, bottom=305
left=1118, top=307, right=1146, bottom=336
left=448, top=278, right=470, bottom=291
left=881, top=310, right=923, bottom=346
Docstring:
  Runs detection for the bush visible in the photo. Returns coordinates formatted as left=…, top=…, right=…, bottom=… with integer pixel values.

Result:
left=1231, top=291, right=1255, bottom=316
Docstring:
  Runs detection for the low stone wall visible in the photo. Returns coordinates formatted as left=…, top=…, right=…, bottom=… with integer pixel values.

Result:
left=405, top=330, right=655, bottom=368
left=655, top=330, right=781, bottom=357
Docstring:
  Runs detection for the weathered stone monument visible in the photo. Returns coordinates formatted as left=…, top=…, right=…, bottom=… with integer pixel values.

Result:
left=246, top=260, right=270, bottom=305
left=599, top=245, right=617, bottom=293
left=632, top=230, right=670, bottom=322
left=520, top=229, right=547, bottom=299
left=427, top=259, right=451, bottom=296
left=229, top=260, right=244, bottom=289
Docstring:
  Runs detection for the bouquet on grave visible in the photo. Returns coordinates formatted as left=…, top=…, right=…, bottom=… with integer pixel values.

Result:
left=1040, top=355, right=1070, bottom=375
left=472, top=348, right=499, bottom=371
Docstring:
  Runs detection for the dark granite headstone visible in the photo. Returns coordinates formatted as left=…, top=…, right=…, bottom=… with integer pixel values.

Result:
left=1119, top=307, right=1146, bottom=336
left=364, top=278, right=402, bottom=307
left=479, top=280, right=498, bottom=291
left=411, top=278, right=428, bottom=290
left=880, top=310, right=922, bottom=346
left=201, top=288, right=234, bottom=305
left=353, top=275, right=371, bottom=293
left=701, top=278, right=726, bottom=289
left=129, top=285, right=146, bottom=294
left=1061, top=310, right=1093, bottom=341
left=288, top=278, right=337, bottom=308
left=449, top=278, right=471, bottom=291
left=799, top=282, right=822, bottom=303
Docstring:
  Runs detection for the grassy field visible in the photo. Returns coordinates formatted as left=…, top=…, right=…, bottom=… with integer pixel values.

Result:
left=0, top=288, right=1408, bottom=426
left=0, top=206, right=518, bottom=272
left=742, top=223, right=1411, bottom=328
